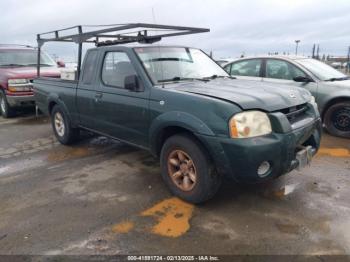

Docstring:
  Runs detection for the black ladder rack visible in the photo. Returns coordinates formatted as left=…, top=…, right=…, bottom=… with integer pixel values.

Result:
left=36, top=23, right=210, bottom=78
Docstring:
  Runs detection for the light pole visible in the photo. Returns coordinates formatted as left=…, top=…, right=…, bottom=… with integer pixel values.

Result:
left=295, top=40, right=300, bottom=55
left=347, top=46, right=350, bottom=74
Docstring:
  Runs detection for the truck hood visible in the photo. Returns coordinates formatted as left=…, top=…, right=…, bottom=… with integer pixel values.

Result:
left=0, top=66, right=61, bottom=80
left=166, top=78, right=312, bottom=112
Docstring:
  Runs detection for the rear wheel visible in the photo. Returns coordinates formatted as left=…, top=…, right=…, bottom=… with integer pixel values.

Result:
left=160, top=134, right=221, bottom=204
left=324, top=102, right=350, bottom=138
left=51, top=105, right=79, bottom=144
left=0, top=91, right=14, bottom=118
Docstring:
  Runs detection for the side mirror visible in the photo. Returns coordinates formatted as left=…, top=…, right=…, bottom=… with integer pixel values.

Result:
left=293, top=75, right=312, bottom=83
left=57, top=60, right=65, bottom=68
left=124, top=75, right=143, bottom=92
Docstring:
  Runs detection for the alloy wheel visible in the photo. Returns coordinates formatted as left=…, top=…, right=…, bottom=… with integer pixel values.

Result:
left=167, top=149, right=197, bottom=191
left=54, top=112, right=65, bottom=137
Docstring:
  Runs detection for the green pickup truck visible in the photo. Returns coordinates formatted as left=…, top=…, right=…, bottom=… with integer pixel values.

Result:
left=34, top=24, right=322, bottom=203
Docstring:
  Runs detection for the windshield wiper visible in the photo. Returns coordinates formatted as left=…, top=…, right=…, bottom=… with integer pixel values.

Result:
left=201, top=75, right=236, bottom=80
left=158, top=75, right=235, bottom=83
left=158, top=76, right=208, bottom=83
left=325, top=76, right=349, bottom=81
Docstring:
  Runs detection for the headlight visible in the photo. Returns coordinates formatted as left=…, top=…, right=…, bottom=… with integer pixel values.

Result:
left=310, top=95, right=316, bottom=104
left=229, top=111, right=272, bottom=138
left=8, top=79, right=32, bottom=92
left=8, top=79, right=29, bottom=85
left=8, top=86, right=32, bottom=92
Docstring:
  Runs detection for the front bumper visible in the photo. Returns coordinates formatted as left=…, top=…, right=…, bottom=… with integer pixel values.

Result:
left=6, top=94, right=35, bottom=107
left=198, top=117, right=322, bottom=183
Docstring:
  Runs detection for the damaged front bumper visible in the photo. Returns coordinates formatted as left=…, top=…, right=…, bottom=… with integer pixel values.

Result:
left=197, top=117, right=322, bottom=183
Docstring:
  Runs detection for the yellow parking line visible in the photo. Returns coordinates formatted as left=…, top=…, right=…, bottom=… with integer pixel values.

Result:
left=112, top=221, right=134, bottom=234
left=317, top=147, right=350, bottom=158
left=111, top=197, right=195, bottom=238
left=141, top=197, right=194, bottom=238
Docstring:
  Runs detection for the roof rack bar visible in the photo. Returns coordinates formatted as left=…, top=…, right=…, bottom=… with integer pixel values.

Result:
left=38, top=25, right=85, bottom=36
left=36, top=23, right=209, bottom=79
left=37, top=23, right=209, bottom=44
left=77, top=26, right=83, bottom=80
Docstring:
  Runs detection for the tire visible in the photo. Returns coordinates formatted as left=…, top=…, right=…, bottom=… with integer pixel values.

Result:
left=324, top=102, right=350, bottom=138
left=160, top=134, right=221, bottom=204
left=0, top=91, right=15, bottom=118
left=51, top=105, right=79, bottom=144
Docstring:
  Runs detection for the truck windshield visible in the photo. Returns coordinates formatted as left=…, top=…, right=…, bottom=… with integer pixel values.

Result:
left=296, top=58, right=347, bottom=81
left=134, top=47, right=229, bottom=83
left=0, top=50, right=56, bottom=67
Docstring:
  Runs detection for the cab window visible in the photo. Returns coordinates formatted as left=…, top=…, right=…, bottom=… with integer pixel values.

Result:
left=101, top=52, right=136, bottom=88
left=82, top=50, right=98, bottom=84
left=266, top=59, right=306, bottom=80
left=229, top=59, right=262, bottom=77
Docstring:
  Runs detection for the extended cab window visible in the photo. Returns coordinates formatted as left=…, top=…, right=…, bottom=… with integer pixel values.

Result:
left=82, top=50, right=97, bottom=84
left=266, top=59, right=306, bottom=80
left=101, top=52, right=136, bottom=88
left=230, top=59, right=261, bottom=77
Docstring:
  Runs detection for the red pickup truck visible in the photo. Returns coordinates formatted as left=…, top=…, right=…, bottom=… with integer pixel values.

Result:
left=0, top=45, right=61, bottom=118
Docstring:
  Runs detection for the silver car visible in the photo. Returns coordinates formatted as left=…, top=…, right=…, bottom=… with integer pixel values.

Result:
left=223, top=56, right=350, bottom=138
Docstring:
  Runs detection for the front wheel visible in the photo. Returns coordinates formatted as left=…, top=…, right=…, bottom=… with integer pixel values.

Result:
left=324, top=102, right=350, bottom=138
left=160, top=134, right=221, bottom=204
left=0, top=91, right=14, bottom=118
left=51, top=105, right=79, bottom=144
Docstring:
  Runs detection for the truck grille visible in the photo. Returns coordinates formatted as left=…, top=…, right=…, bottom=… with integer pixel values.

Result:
left=279, top=103, right=308, bottom=123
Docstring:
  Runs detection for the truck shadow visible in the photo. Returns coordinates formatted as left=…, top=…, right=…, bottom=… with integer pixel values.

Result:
left=11, top=107, right=36, bottom=118
left=200, top=176, right=298, bottom=208
left=76, top=136, right=293, bottom=206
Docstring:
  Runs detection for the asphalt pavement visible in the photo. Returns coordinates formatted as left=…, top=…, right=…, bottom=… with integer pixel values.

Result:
left=0, top=112, right=349, bottom=255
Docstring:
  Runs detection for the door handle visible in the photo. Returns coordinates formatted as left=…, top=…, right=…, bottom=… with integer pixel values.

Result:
left=95, top=92, right=103, bottom=102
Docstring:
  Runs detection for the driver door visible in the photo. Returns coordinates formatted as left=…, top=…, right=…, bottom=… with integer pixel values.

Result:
left=93, top=50, right=150, bottom=147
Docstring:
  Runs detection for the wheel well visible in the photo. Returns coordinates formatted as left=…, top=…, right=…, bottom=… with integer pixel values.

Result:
left=155, top=126, right=209, bottom=158
left=48, top=101, right=57, bottom=115
left=322, top=97, right=350, bottom=119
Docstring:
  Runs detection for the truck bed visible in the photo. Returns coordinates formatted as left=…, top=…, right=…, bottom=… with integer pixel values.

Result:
left=33, top=77, right=78, bottom=116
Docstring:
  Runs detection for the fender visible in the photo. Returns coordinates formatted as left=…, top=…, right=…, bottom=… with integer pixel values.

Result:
left=46, top=93, right=78, bottom=128
left=320, top=92, right=350, bottom=117
left=149, top=111, right=215, bottom=154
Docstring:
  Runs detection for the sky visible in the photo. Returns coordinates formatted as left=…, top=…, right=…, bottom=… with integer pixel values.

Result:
left=1, top=0, right=350, bottom=61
